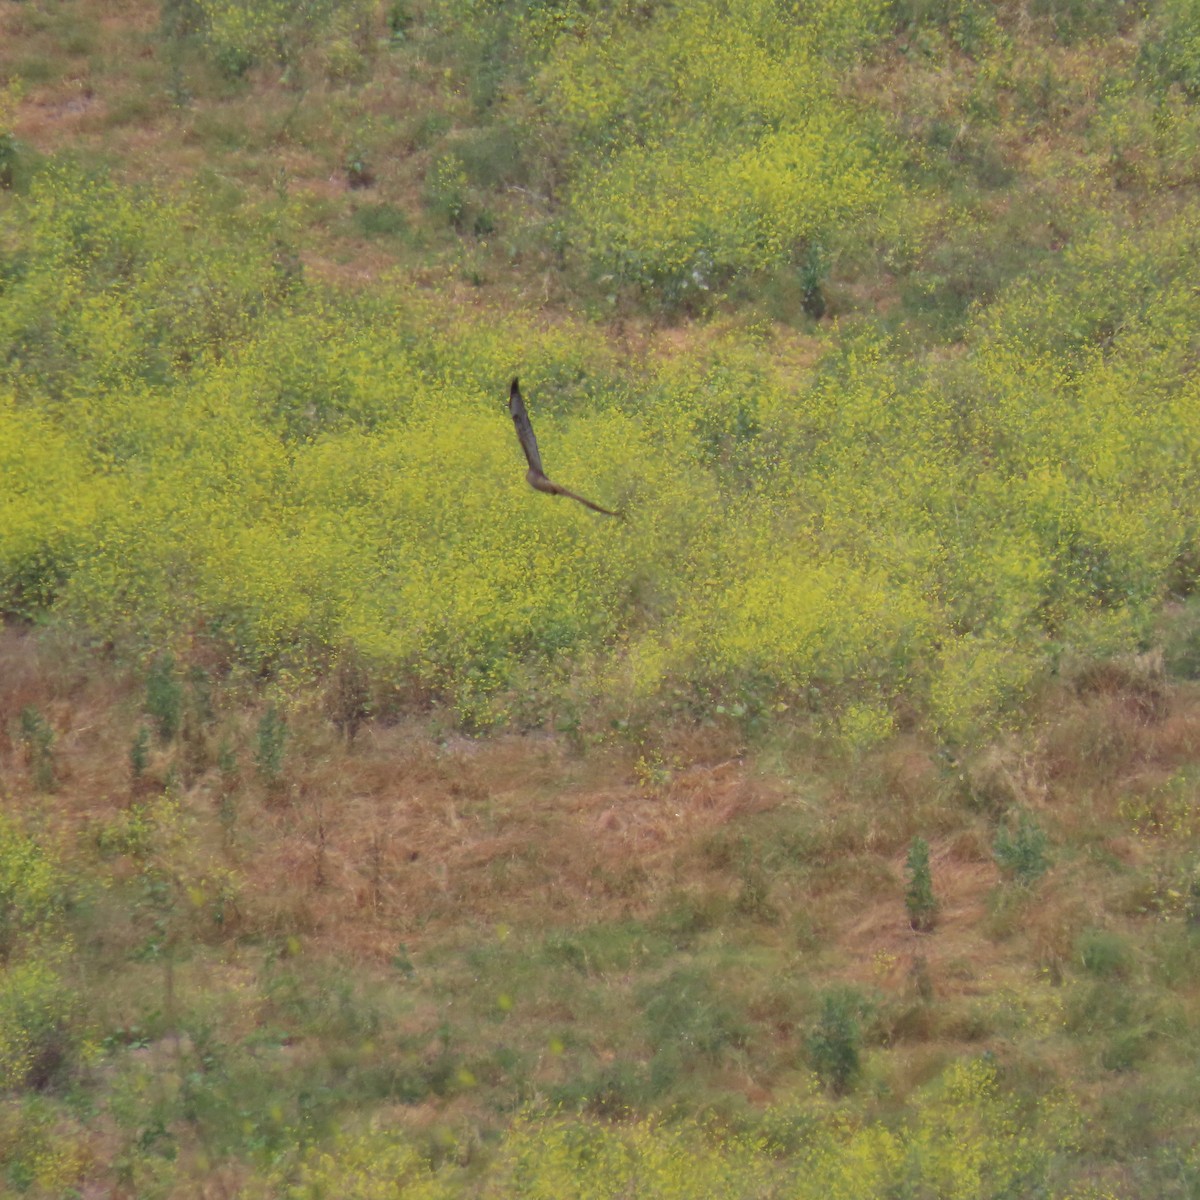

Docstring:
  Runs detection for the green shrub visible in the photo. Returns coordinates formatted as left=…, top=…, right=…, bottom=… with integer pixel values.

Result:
left=905, top=835, right=939, bottom=932
left=0, top=400, right=106, bottom=618
left=0, top=954, right=75, bottom=1091
left=889, top=0, right=1000, bottom=51
left=422, top=153, right=470, bottom=228
left=1161, top=597, right=1200, bottom=678
left=386, top=0, right=411, bottom=41
left=0, top=166, right=293, bottom=401
left=351, top=203, right=409, bottom=239
left=0, top=817, right=60, bottom=961
left=1028, top=0, right=1138, bottom=42
left=255, top=703, right=287, bottom=784
left=0, top=86, right=21, bottom=191
left=993, top=812, right=1051, bottom=885
left=0, top=1096, right=90, bottom=1194
left=129, top=726, right=151, bottom=782
left=283, top=1126, right=455, bottom=1199
left=641, top=969, right=746, bottom=1079
left=145, top=654, right=183, bottom=743
left=1141, top=0, right=1200, bottom=97
left=807, top=986, right=870, bottom=1094
left=0, top=819, right=75, bottom=1091
left=1077, top=928, right=1132, bottom=979
left=187, top=0, right=376, bottom=78
left=17, top=708, right=54, bottom=793
left=5, top=170, right=1200, bottom=739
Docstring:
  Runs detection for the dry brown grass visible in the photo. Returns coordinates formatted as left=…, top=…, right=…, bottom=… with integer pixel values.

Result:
left=6, top=618, right=1200, bottom=1196
left=0, top=627, right=137, bottom=813
left=7, top=621, right=1200, bottom=971
left=7, top=619, right=1200, bottom=1122
left=0, top=627, right=784, bottom=960
left=233, top=722, right=786, bottom=959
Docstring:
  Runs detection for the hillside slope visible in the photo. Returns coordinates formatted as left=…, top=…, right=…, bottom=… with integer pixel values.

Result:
left=4, top=0, right=1200, bottom=1195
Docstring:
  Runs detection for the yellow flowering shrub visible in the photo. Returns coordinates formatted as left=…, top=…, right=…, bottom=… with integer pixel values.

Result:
left=196, top=0, right=291, bottom=75
left=531, top=0, right=898, bottom=303
left=277, top=1126, right=457, bottom=1199
left=0, top=395, right=110, bottom=617
left=191, top=0, right=376, bottom=77
left=0, top=816, right=76, bottom=1092
left=0, top=815, right=61, bottom=963
left=0, top=1097, right=91, bottom=1197
left=270, top=1059, right=1077, bottom=1198
left=4, top=166, right=1200, bottom=740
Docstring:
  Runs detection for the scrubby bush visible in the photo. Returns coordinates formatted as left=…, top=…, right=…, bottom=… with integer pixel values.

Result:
left=906, top=835, right=939, bottom=932
left=0, top=398, right=108, bottom=618
left=1141, top=0, right=1200, bottom=98
left=807, top=987, right=870, bottom=1094
left=0, top=167, right=294, bottom=401
left=0, top=84, right=21, bottom=191
left=284, top=1128, right=456, bottom=1199
left=0, top=954, right=75, bottom=1092
left=0, top=1096, right=91, bottom=1194
left=270, top=1058, right=1078, bottom=1198
left=188, top=0, right=376, bottom=79
left=530, top=0, right=901, bottom=307
left=145, top=654, right=183, bottom=744
left=0, top=818, right=76, bottom=1091
left=0, top=817, right=59, bottom=962
left=18, top=707, right=55, bottom=793
left=254, top=702, right=287, bottom=783
left=994, top=812, right=1052, bottom=885
left=3, top=167, right=1200, bottom=741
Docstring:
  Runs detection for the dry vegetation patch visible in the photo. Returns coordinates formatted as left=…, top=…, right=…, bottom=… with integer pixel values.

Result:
left=5, top=593, right=1200, bottom=1189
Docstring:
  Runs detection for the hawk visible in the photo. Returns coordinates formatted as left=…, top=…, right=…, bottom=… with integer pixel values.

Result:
left=506, top=378, right=622, bottom=518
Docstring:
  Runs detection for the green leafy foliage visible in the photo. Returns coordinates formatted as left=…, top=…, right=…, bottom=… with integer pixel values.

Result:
left=0, top=1096, right=91, bottom=1195
left=1077, top=928, right=1132, bottom=979
left=0, top=398, right=108, bottom=618
left=145, top=654, right=183, bottom=744
left=993, top=812, right=1052, bottom=885
left=0, top=818, right=76, bottom=1092
left=906, top=835, right=938, bottom=932
left=1142, top=0, right=1200, bottom=97
left=807, top=986, right=870, bottom=1094
left=254, top=702, right=287, bottom=784
left=0, top=816, right=59, bottom=961
left=17, top=707, right=54, bottom=793
left=0, top=168, right=293, bottom=401
left=185, top=0, right=377, bottom=80
left=0, top=85, right=21, bottom=191
left=129, top=726, right=151, bottom=781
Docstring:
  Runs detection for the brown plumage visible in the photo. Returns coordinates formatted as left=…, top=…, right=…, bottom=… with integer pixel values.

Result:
left=507, top=378, right=622, bottom=518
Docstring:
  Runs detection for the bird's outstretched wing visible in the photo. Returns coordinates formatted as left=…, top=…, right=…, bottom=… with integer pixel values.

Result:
left=539, top=478, right=623, bottom=518
left=507, top=378, right=544, bottom=477
left=506, top=377, right=623, bottom=519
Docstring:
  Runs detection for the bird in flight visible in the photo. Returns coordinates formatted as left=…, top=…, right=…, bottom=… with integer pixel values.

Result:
left=506, top=378, right=622, bottom=518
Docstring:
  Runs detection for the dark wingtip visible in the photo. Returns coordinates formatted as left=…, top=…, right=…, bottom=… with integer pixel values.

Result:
left=510, top=377, right=520, bottom=394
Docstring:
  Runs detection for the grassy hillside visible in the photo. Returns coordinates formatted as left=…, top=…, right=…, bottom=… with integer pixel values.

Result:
left=4, top=0, right=1200, bottom=1194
